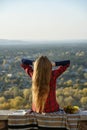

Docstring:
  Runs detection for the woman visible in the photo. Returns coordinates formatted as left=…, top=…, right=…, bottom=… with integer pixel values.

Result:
left=21, top=56, right=70, bottom=113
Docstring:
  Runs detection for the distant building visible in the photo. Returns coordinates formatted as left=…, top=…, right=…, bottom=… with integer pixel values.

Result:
left=7, top=74, right=12, bottom=77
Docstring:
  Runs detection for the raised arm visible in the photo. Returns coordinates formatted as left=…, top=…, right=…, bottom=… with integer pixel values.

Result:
left=52, top=60, right=70, bottom=67
left=52, top=60, right=70, bottom=79
left=22, top=58, right=34, bottom=65
left=21, top=58, right=34, bottom=77
left=55, top=60, right=70, bottom=66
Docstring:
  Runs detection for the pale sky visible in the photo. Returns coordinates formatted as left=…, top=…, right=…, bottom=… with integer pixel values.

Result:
left=0, top=0, right=87, bottom=41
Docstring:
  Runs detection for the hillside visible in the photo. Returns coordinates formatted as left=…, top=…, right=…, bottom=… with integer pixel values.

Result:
left=0, top=41, right=87, bottom=109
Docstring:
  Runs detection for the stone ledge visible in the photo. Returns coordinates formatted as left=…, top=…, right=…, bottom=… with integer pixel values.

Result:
left=0, top=110, right=13, bottom=130
left=0, top=110, right=15, bottom=120
left=0, top=110, right=87, bottom=130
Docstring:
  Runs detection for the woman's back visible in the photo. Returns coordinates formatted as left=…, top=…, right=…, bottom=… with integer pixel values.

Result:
left=21, top=56, right=70, bottom=113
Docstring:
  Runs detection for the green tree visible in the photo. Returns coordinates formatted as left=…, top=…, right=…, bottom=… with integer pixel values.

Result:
left=80, top=97, right=87, bottom=107
left=0, top=97, right=5, bottom=104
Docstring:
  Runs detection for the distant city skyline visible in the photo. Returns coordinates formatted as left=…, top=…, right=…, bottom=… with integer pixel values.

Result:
left=0, top=0, right=87, bottom=42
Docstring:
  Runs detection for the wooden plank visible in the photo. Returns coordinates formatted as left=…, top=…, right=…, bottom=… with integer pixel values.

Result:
left=78, top=120, right=87, bottom=130
left=0, top=121, right=8, bottom=130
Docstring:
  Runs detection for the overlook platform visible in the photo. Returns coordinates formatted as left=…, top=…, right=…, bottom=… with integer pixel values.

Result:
left=0, top=110, right=87, bottom=130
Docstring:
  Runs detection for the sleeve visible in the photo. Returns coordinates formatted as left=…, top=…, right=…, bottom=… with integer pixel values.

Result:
left=53, top=60, right=70, bottom=79
left=21, top=64, right=33, bottom=77
left=55, top=60, right=70, bottom=66
left=21, top=58, right=34, bottom=65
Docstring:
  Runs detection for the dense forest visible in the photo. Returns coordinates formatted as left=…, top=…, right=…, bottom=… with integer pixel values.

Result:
left=0, top=41, right=87, bottom=110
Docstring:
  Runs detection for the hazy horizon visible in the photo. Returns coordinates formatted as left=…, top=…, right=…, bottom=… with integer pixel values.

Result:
left=0, top=39, right=87, bottom=46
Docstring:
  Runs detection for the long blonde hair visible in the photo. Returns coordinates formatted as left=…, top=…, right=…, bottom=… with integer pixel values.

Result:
left=32, top=56, right=52, bottom=113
